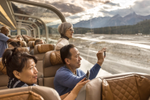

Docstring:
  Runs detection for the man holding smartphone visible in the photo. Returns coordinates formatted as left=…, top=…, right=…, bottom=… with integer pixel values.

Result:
left=54, top=44, right=106, bottom=96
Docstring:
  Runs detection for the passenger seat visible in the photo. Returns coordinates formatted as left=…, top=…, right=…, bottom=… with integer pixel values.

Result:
left=20, top=41, right=27, bottom=47
left=0, top=58, right=9, bottom=90
left=76, top=72, right=150, bottom=100
left=43, top=50, right=64, bottom=88
left=28, top=41, right=35, bottom=49
left=34, top=44, right=55, bottom=74
left=0, top=86, right=61, bottom=100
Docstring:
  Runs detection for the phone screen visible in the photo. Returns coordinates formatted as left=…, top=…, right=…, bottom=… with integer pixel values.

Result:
left=104, top=51, right=106, bottom=57
left=86, top=70, right=90, bottom=80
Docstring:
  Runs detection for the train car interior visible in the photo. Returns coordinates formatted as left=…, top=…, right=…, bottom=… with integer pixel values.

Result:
left=0, top=0, right=150, bottom=100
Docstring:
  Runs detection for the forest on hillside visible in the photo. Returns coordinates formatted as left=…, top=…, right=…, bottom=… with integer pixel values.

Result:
left=73, top=19, right=150, bottom=34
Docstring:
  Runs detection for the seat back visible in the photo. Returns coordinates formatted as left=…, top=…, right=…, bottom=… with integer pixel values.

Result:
left=22, top=35, right=35, bottom=43
left=20, top=41, right=27, bottom=47
left=102, top=73, right=150, bottom=100
left=0, top=73, right=8, bottom=90
left=76, top=78, right=103, bottom=100
left=0, top=86, right=61, bottom=100
left=34, top=44, right=55, bottom=59
left=76, top=73, right=150, bottom=100
left=33, top=44, right=55, bottom=74
left=34, top=44, right=55, bottom=54
left=0, top=91, right=43, bottom=100
left=0, top=58, right=9, bottom=90
left=43, top=50, right=64, bottom=88
left=28, top=41, right=35, bottom=49
left=22, top=35, right=29, bottom=43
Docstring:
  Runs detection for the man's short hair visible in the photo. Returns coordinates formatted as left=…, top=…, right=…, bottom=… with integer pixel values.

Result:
left=60, top=44, right=75, bottom=64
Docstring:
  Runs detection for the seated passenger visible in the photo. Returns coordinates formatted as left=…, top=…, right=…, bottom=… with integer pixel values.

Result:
left=54, top=44, right=106, bottom=95
left=30, top=39, right=45, bottom=55
left=2, top=48, right=38, bottom=88
left=2, top=47, right=89, bottom=100
left=55, top=22, right=74, bottom=51
left=0, top=26, right=20, bottom=57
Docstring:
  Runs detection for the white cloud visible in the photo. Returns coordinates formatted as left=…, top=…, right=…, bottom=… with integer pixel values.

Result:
left=45, top=0, right=150, bottom=25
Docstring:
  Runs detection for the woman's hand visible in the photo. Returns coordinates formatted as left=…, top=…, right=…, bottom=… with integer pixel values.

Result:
left=63, top=78, right=90, bottom=100
left=71, top=78, right=90, bottom=96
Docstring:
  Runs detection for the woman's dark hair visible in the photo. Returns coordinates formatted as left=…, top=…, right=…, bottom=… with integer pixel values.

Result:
left=2, top=48, right=37, bottom=78
left=10, top=41, right=20, bottom=47
left=60, top=44, right=75, bottom=64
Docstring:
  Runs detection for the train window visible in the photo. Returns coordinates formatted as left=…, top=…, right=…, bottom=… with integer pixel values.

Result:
left=10, top=30, right=17, bottom=36
left=1, top=0, right=149, bottom=75
left=11, top=2, right=62, bottom=43
left=21, top=29, right=27, bottom=35
left=46, top=0, right=150, bottom=75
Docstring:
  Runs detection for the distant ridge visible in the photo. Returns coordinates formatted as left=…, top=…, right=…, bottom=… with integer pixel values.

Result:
left=73, top=12, right=150, bottom=28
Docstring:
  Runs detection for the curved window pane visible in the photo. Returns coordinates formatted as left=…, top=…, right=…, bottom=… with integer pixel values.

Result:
left=21, top=29, right=27, bottom=35
left=12, top=2, right=61, bottom=24
left=12, top=2, right=62, bottom=43
left=10, top=0, right=150, bottom=75
left=10, top=30, right=17, bottom=35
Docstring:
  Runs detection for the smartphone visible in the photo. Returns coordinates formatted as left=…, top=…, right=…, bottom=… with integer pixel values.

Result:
left=86, top=70, right=90, bottom=80
left=104, top=51, right=106, bottom=57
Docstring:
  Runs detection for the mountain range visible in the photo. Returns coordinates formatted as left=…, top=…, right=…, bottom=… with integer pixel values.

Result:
left=73, top=12, right=150, bottom=28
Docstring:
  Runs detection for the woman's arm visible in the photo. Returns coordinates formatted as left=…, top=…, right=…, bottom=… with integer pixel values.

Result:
left=63, top=78, right=89, bottom=100
left=60, top=93, right=69, bottom=100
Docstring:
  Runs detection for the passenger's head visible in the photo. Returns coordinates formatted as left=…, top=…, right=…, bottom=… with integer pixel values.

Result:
left=2, top=48, right=38, bottom=85
left=60, top=44, right=82, bottom=69
left=1, top=26, right=9, bottom=36
left=35, top=39, right=44, bottom=45
left=58, top=22, right=74, bottom=39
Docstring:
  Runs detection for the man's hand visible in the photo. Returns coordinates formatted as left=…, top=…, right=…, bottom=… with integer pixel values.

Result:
left=97, top=48, right=106, bottom=66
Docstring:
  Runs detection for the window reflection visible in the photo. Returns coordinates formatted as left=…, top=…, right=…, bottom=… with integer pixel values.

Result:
left=11, top=2, right=61, bottom=24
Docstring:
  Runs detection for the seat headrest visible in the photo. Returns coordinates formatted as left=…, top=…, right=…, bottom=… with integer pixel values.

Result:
left=17, top=47, right=30, bottom=52
left=22, top=36, right=29, bottom=43
left=43, top=51, right=63, bottom=68
left=28, top=38, right=36, bottom=42
left=0, top=58, right=6, bottom=75
left=20, top=41, right=27, bottom=47
left=50, top=51, right=63, bottom=66
left=28, top=41, right=35, bottom=48
left=34, top=44, right=55, bottom=54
